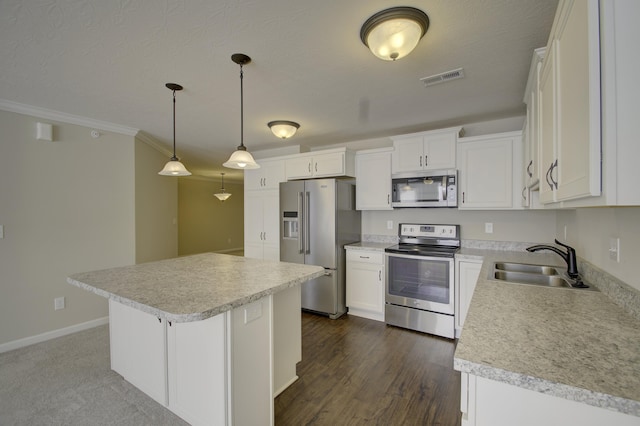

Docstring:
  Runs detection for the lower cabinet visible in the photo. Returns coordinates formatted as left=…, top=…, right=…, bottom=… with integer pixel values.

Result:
left=455, top=259, right=482, bottom=337
left=461, top=373, right=639, bottom=426
left=109, top=295, right=277, bottom=426
left=346, top=249, right=385, bottom=322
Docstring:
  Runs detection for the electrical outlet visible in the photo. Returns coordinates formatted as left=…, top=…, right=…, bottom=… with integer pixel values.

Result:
left=54, top=297, right=65, bottom=310
left=485, top=223, right=493, bottom=234
left=387, top=220, right=393, bottom=230
left=609, top=238, right=620, bottom=262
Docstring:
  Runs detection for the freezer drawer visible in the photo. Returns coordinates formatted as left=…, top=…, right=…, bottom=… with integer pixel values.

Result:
left=301, top=269, right=345, bottom=319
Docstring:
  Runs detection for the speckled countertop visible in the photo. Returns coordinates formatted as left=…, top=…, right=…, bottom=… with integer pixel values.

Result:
left=454, top=249, right=640, bottom=417
left=68, top=253, right=325, bottom=323
left=345, top=241, right=392, bottom=252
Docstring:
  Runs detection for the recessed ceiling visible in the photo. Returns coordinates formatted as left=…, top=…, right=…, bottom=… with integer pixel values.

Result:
left=0, top=0, right=558, bottom=181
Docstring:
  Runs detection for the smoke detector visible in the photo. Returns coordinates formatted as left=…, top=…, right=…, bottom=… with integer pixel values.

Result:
left=420, top=68, right=465, bottom=87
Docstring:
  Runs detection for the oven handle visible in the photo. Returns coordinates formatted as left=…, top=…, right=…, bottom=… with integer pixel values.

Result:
left=385, top=252, right=455, bottom=262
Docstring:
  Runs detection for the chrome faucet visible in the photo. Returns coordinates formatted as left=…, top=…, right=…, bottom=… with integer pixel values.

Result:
left=526, top=239, right=579, bottom=279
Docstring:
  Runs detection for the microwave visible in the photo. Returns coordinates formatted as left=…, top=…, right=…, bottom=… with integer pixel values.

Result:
left=391, top=169, right=457, bottom=208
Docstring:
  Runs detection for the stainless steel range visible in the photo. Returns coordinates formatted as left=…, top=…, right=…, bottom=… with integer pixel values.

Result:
left=384, top=223, right=460, bottom=339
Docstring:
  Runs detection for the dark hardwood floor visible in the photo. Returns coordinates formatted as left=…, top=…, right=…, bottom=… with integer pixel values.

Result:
left=275, top=312, right=462, bottom=426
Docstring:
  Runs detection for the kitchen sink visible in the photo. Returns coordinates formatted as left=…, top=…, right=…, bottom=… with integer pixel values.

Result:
left=494, top=262, right=559, bottom=275
left=491, top=262, right=597, bottom=290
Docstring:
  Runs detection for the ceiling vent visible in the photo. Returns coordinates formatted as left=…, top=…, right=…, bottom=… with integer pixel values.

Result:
left=420, top=68, right=465, bottom=87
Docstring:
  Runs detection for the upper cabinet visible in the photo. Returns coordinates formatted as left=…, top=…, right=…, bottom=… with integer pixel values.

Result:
left=355, top=148, right=393, bottom=211
left=391, top=127, right=462, bottom=174
left=244, top=158, right=286, bottom=191
left=457, top=131, right=523, bottom=210
left=285, top=148, right=355, bottom=180
left=538, top=0, right=601, bottom=205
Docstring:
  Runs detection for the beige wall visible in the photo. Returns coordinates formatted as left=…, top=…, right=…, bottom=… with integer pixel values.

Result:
left=178, top=177, right=244, bottom=256
left=135, top=137, right=178, bottom=263
left=0, top=110, right=136, bottom=345
left=556, top=207, right=640, bottom=291
left=363, top=209, right=557, bottom=243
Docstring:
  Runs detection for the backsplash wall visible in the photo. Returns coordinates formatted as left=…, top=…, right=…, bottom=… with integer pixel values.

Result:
left=362, top=209, right=556, bottom=243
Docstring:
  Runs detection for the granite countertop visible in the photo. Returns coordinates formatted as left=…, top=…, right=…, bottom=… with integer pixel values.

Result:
left=453, top=249, right=640, bottom=417
left=345, top=241, right=393, bottom=252
left=68, top=253, right=325, bottom=323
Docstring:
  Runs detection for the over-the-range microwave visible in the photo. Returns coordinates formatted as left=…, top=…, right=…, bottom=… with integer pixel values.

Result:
left=391, top=169, right=457, bottom=208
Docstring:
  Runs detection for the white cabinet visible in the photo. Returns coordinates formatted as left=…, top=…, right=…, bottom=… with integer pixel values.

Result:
left=355, top=148, right=393, bottom=210
left=454, top=259, right=482, bottom=337
left=272, top=285, right=302, bottom=397
left=391, top=127, right=461, bottom=173
left=538, top=0, right=601, bottom=204
left=109, top=300, right=167, bottom=405
left=522, top=47, right=546, bottom=192
left=244, top=190, right=280, bottom=261
left=244, top=158, right=285, bottom=190
left=166, top=314, right=227, bottom=426
left=457, top=131, right=523, bottom=210
left=346, top=249, right=385, bottom=322
left=285, top=148, right=355, bottom=180
left=461, top=373, right=639, bottom=426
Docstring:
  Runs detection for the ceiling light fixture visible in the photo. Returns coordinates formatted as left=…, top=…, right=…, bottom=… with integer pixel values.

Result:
left=360, top=6, right=430, bottom=61
left=159, top=83, right=191, bottom=176
left=268, top=120, right=300, bottom=139
left=214, top=173, right=232, bottom=202
left=223, top=54, right=260, bottom=170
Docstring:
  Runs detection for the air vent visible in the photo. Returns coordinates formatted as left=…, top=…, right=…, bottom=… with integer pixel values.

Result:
left=420, top=68, right=465, bottom=87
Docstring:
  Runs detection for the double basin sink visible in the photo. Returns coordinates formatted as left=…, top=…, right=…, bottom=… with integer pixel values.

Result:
left=491, top=262, right=597, bottom=290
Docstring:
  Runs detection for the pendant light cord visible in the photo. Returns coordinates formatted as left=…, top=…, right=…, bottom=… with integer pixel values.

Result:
left=172, top=89, right=177, bottom=160
left=239, top=64, right=245, bottom=150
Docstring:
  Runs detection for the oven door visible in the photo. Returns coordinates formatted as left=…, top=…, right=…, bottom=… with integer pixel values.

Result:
left=385, top=252, right=454, bottom=315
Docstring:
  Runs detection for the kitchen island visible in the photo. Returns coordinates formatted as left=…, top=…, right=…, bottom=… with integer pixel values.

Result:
left=68, top=253, right=324, bottom=426
left=454, top=249, right=640, bottom=426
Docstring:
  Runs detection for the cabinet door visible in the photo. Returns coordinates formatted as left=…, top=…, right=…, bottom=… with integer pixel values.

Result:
left=346, top=251, right=385, bottom=321
left=244, top=168, right=263, bottom=191
left=273, top=285, right=301, bottom=396
left=355, top=151, right=392, bottom=210
left=244, top=191, right=264, bottom=246
left=167, top=314, right=227, bottom=426
left=458, top=137, right=514, bottom=209
left=539, top=41, right=557, bottom=204
left=455, top=261, right=482, bottom=333
left=424, top=132, right=457, bottom=170
left=285, top=156, right=312, bottom=179
left=261, top=159, right=286, bottom=189
left=312, top=152, right=345, bottom=177
left=554, top=0, right=601, bottom=201
left=262, top=190, right=280, bottom=247
left=392, top=136, right=424, bottom=173
left=109, top=300, right=167, bottom=405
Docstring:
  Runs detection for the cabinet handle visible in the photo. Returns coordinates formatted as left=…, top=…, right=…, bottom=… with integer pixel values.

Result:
left=550, top=159, right=558, bottom=189
left=308, top=162, right=311, bottom=173
left=462, top=192, right=465, bottom=203
left=522, top=187, right=527, bottom=200
left=387, top=194, right=390, bottom=205
left=158, top=317, right=162, bottom=323
left=379, top=270, right=382, bottom=281
left=359, top=256, right=370, bottom=259
left=263, top=231, right=266, bottom=241
left=315, top=163, right=318, bottom=172
left=168, top=321, right=172, bottom=327
left=545, top=162, right=554, bottom=190
left=420, top=156, right=422, bottom=167
left=527, top=160, right=533, bottom=178
left=424, top=155, right=428, bottom=167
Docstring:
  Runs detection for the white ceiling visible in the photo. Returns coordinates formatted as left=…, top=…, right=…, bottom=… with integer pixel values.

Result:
left=0, top=0, right=558, bottom=181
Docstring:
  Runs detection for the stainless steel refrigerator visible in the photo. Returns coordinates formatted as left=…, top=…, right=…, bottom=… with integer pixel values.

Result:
left=280, top=179, right=361, bottom=319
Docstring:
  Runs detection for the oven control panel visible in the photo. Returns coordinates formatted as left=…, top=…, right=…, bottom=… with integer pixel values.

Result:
left=399, top=224, right=458, bottom=238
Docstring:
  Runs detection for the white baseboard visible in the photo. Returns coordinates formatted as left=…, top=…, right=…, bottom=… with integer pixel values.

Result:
left=0, top=316, right=109, bottom=354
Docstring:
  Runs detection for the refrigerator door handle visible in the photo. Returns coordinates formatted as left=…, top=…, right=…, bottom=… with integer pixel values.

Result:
left=304, top=191, right=311, bottom=254
left=297, top=191, right=304, bottom=254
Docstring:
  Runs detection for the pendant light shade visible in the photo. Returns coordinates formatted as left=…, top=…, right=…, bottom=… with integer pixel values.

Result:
left=214, top=173, right=232, bottom=201
left=360, top=7, right=429, bottom=61
left=159, top=83, right=191, bottom=176
left=223, top=54, right=260, bottom=170
left=268, top=120, right=300, bottom=139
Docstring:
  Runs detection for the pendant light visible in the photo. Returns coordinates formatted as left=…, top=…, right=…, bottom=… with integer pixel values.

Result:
left=214, top=173, right=232, bottom=202
left=360, top=7, right=430, bottom=61
left=159, top=83, right=191, bottom=176
left=223, top=54, right=260, bottom=170
left=268, top=120, right=300, bottom=139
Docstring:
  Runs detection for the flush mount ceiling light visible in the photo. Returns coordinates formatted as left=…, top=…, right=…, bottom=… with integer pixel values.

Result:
left=159, top=83, right=191, bottom=176
left=360, top=6, right=430, bottom=61
left=223, top=53, right=260, bottom=170
left=268, top=120, right=300, bottom=139
left=214, top=173, right=232, bottom=202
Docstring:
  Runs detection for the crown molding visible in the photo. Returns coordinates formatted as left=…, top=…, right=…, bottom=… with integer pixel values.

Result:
left=0, top=99, right=139, bottom=136
left=135, top=130, right=173, bottom=157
